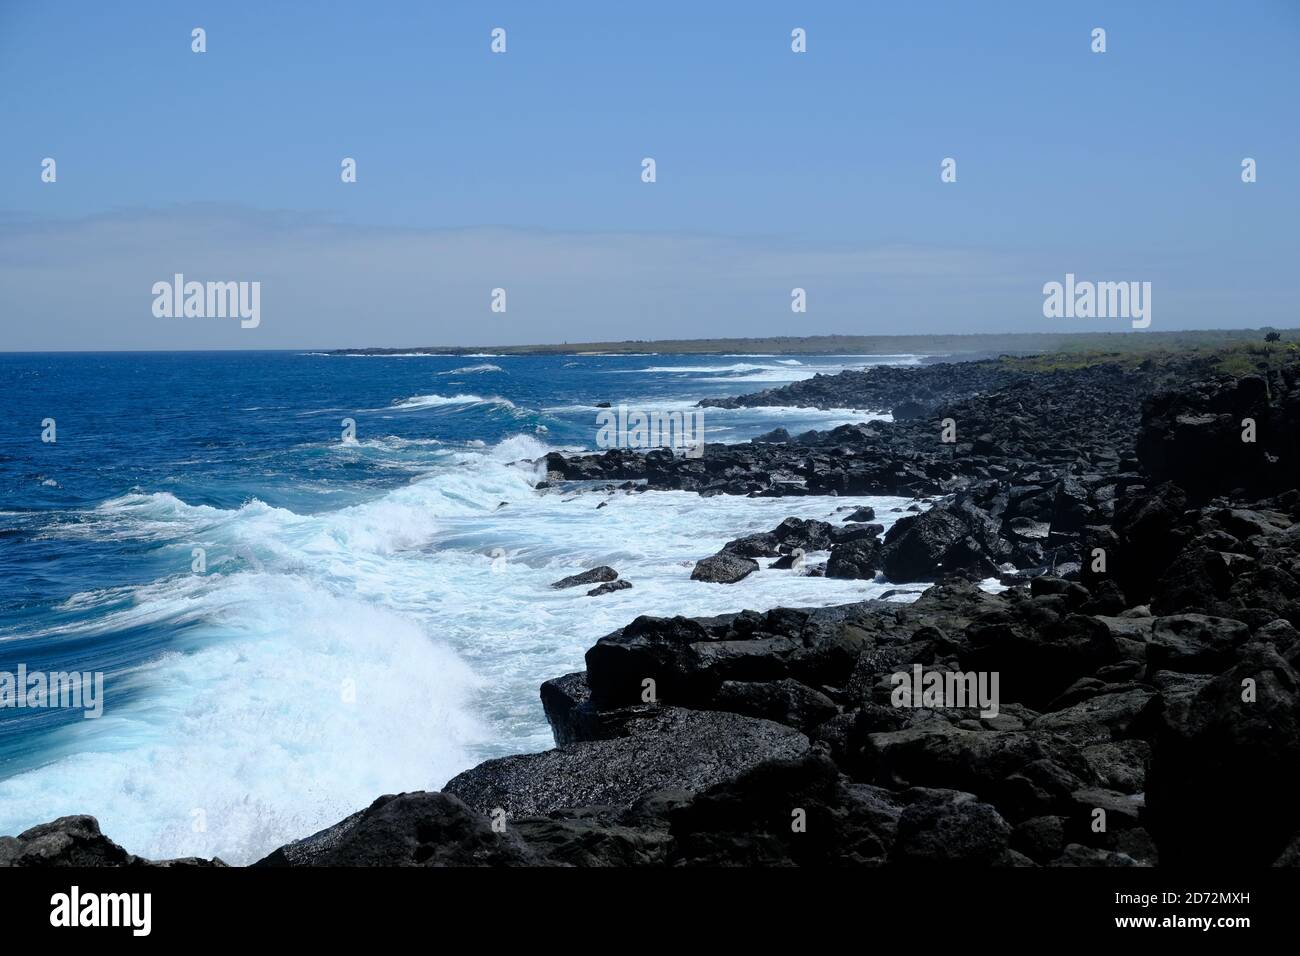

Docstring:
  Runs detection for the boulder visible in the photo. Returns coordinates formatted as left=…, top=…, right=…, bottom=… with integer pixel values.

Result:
left=1146, top=643, right=1300, bottom=866
left=588, top=579, right=632, bottom=597
left=255, top=792, right=535, bottom=866
left=690, top=552, right=759, bottom=584
left=713, top=678, right=838, bottom=732
left=826, top=538, right=882, bottom=580
left=891, top=788, right=1012, bottom=865
left=720, top=533, right=780, bottom=558
left=668, top=753, right=900, bottom=866
left=961, top=606, right=1124, bottom=709
left=0, top=816, right=224, bottom=868
left=1146, top=614, right=1250, bottom=674
left=550, top=566, right=618, bottom=590
left=880, top=497, right=1010, bottom=582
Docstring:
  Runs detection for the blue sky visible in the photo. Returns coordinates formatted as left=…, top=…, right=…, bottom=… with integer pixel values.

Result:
left=1, top=0, right=1297, bottom=349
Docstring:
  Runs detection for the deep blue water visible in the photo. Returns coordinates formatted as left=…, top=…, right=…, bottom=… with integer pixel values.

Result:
left=0, top=350, right=919, bottom=862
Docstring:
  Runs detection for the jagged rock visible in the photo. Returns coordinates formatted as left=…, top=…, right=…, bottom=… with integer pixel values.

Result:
left=511, top=793, right=686, bottom=866
left=584, top=605, right=873, bottom=710
left=713, top=678, right=838, bottom=732
left=1151, top=547, right=1235, bottom=616
left=1146, top=614, right=1250, bottom=673
left=721, top=533, right=781, bottom=558
left=1111, top=482, right=1191, bottom=604
left=1051, top=844, right=1141, bottom=866
left=826, top=538, right=882, bottom=579
left=961, top=604, right=1124, bottom=709
left=880, top=497, right=1010, bottom=582
left=861, top=725, right=1089, bottom=822
left=1012, top=815, right=1066, bottom=864
left=891, top=788, right=1012, bottom=865
left=550, top=566, right=618, bottom=590
left=1137, top=373, right=1290, bottom=502
left=1031, top=688, right=1156, bottom=745
left=667, top=753, right=900, bottom=866
left=690, top=552, right=759, bottom=584
left=1146, top=643, right=1300, bottom=866
left=540, top=671, right=598, bottom=746
left=1081, top=739, right=1150, bottom=793
left=772, top=517, right=839, bottom=551
left=588, top=579, right=632, bottom=597
left=0, top=816, right=225, bottom=868
left=0, top=816, right=133, bottom=867
left=255, top=791, right=534, bottom=866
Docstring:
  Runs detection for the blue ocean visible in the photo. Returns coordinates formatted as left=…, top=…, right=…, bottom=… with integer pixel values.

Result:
left=0, top=350, right=922, bottom=862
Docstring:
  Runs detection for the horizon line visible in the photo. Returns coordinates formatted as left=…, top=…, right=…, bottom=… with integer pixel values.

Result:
left=2, top=327, right=1297, bottom=356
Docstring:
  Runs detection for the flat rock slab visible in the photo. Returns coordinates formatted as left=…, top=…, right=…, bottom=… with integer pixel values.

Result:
left=444, top=707, right=809, bottom=816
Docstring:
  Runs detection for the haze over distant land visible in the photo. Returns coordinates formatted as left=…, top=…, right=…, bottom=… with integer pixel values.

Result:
left=335, top=328, right=1297, bottom=356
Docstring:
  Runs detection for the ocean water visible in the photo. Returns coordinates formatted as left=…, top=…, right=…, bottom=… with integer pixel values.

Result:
left=0, top=350, right=924, bottom=863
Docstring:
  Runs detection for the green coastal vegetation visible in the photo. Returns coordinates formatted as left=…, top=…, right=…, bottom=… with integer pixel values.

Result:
left=1001, top=329, right=1297, bottom=378
left=333, top=327, right=1296, bottom=361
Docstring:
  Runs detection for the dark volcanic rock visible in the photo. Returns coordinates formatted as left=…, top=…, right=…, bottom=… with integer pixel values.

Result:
left=861, top=725, right=1090, bottom=821
left=588, top=579, right=632, bottom=597
left=881, top=496, right=1011, bottom=582
left=667, top=752, right=902, bottom=866
left=961, top=602, right=1124, bottom=709
left=255, top=791, right=535, bottom=867
left=0, top=815, right=225, bottom=868
left=510, top=794, right=684, bottom=866
left=443, top=708, right=809, bottom=817
left=1138, top=372, right=1296, bottom=502
left=891, top=788, right=1013, bottom=865
left=720, top=533, right=780, bottom=558
left=585, top=604, right=880, bottom=711
left=39, top=354, right=1300, bottom=869
left=0, top=816, right=133, bottom=867
left=690, top=552, right=759, bottom=584
left=772, top=517, right=840, bottom=551
left=713, top=678, right=838, bottom=732
left=701, top=361, right=1026, bottom=416
left=826, top=538, right=882, bottom=579
left=546, top=358, right=1156, bottom=509
left=1146, top=643, right=1300, bottom=867
left=550, top=566, right=618, bottom=589
left=1146, top=614, right=1250, bottom=674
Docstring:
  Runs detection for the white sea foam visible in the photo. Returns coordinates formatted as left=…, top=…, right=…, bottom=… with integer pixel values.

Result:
left=392, top=393, right=516, bottom=410
left=438, top=364, right=503, bottom=375
left=0, top=432, right=925, bottom=865
left=635, top=363, right=771, bottom=374
left=629, top=360, right=880, bottom=385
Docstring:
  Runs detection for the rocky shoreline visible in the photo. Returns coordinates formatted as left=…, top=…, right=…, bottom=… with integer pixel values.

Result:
left=7, top=351, right=1300, bottom=868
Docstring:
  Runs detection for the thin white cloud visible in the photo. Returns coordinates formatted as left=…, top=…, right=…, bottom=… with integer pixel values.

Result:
left=0, top=204, right=1287, bottom=350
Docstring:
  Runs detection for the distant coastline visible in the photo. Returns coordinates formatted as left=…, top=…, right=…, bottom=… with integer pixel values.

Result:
left=326, top=327, right=1294, bottom=358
